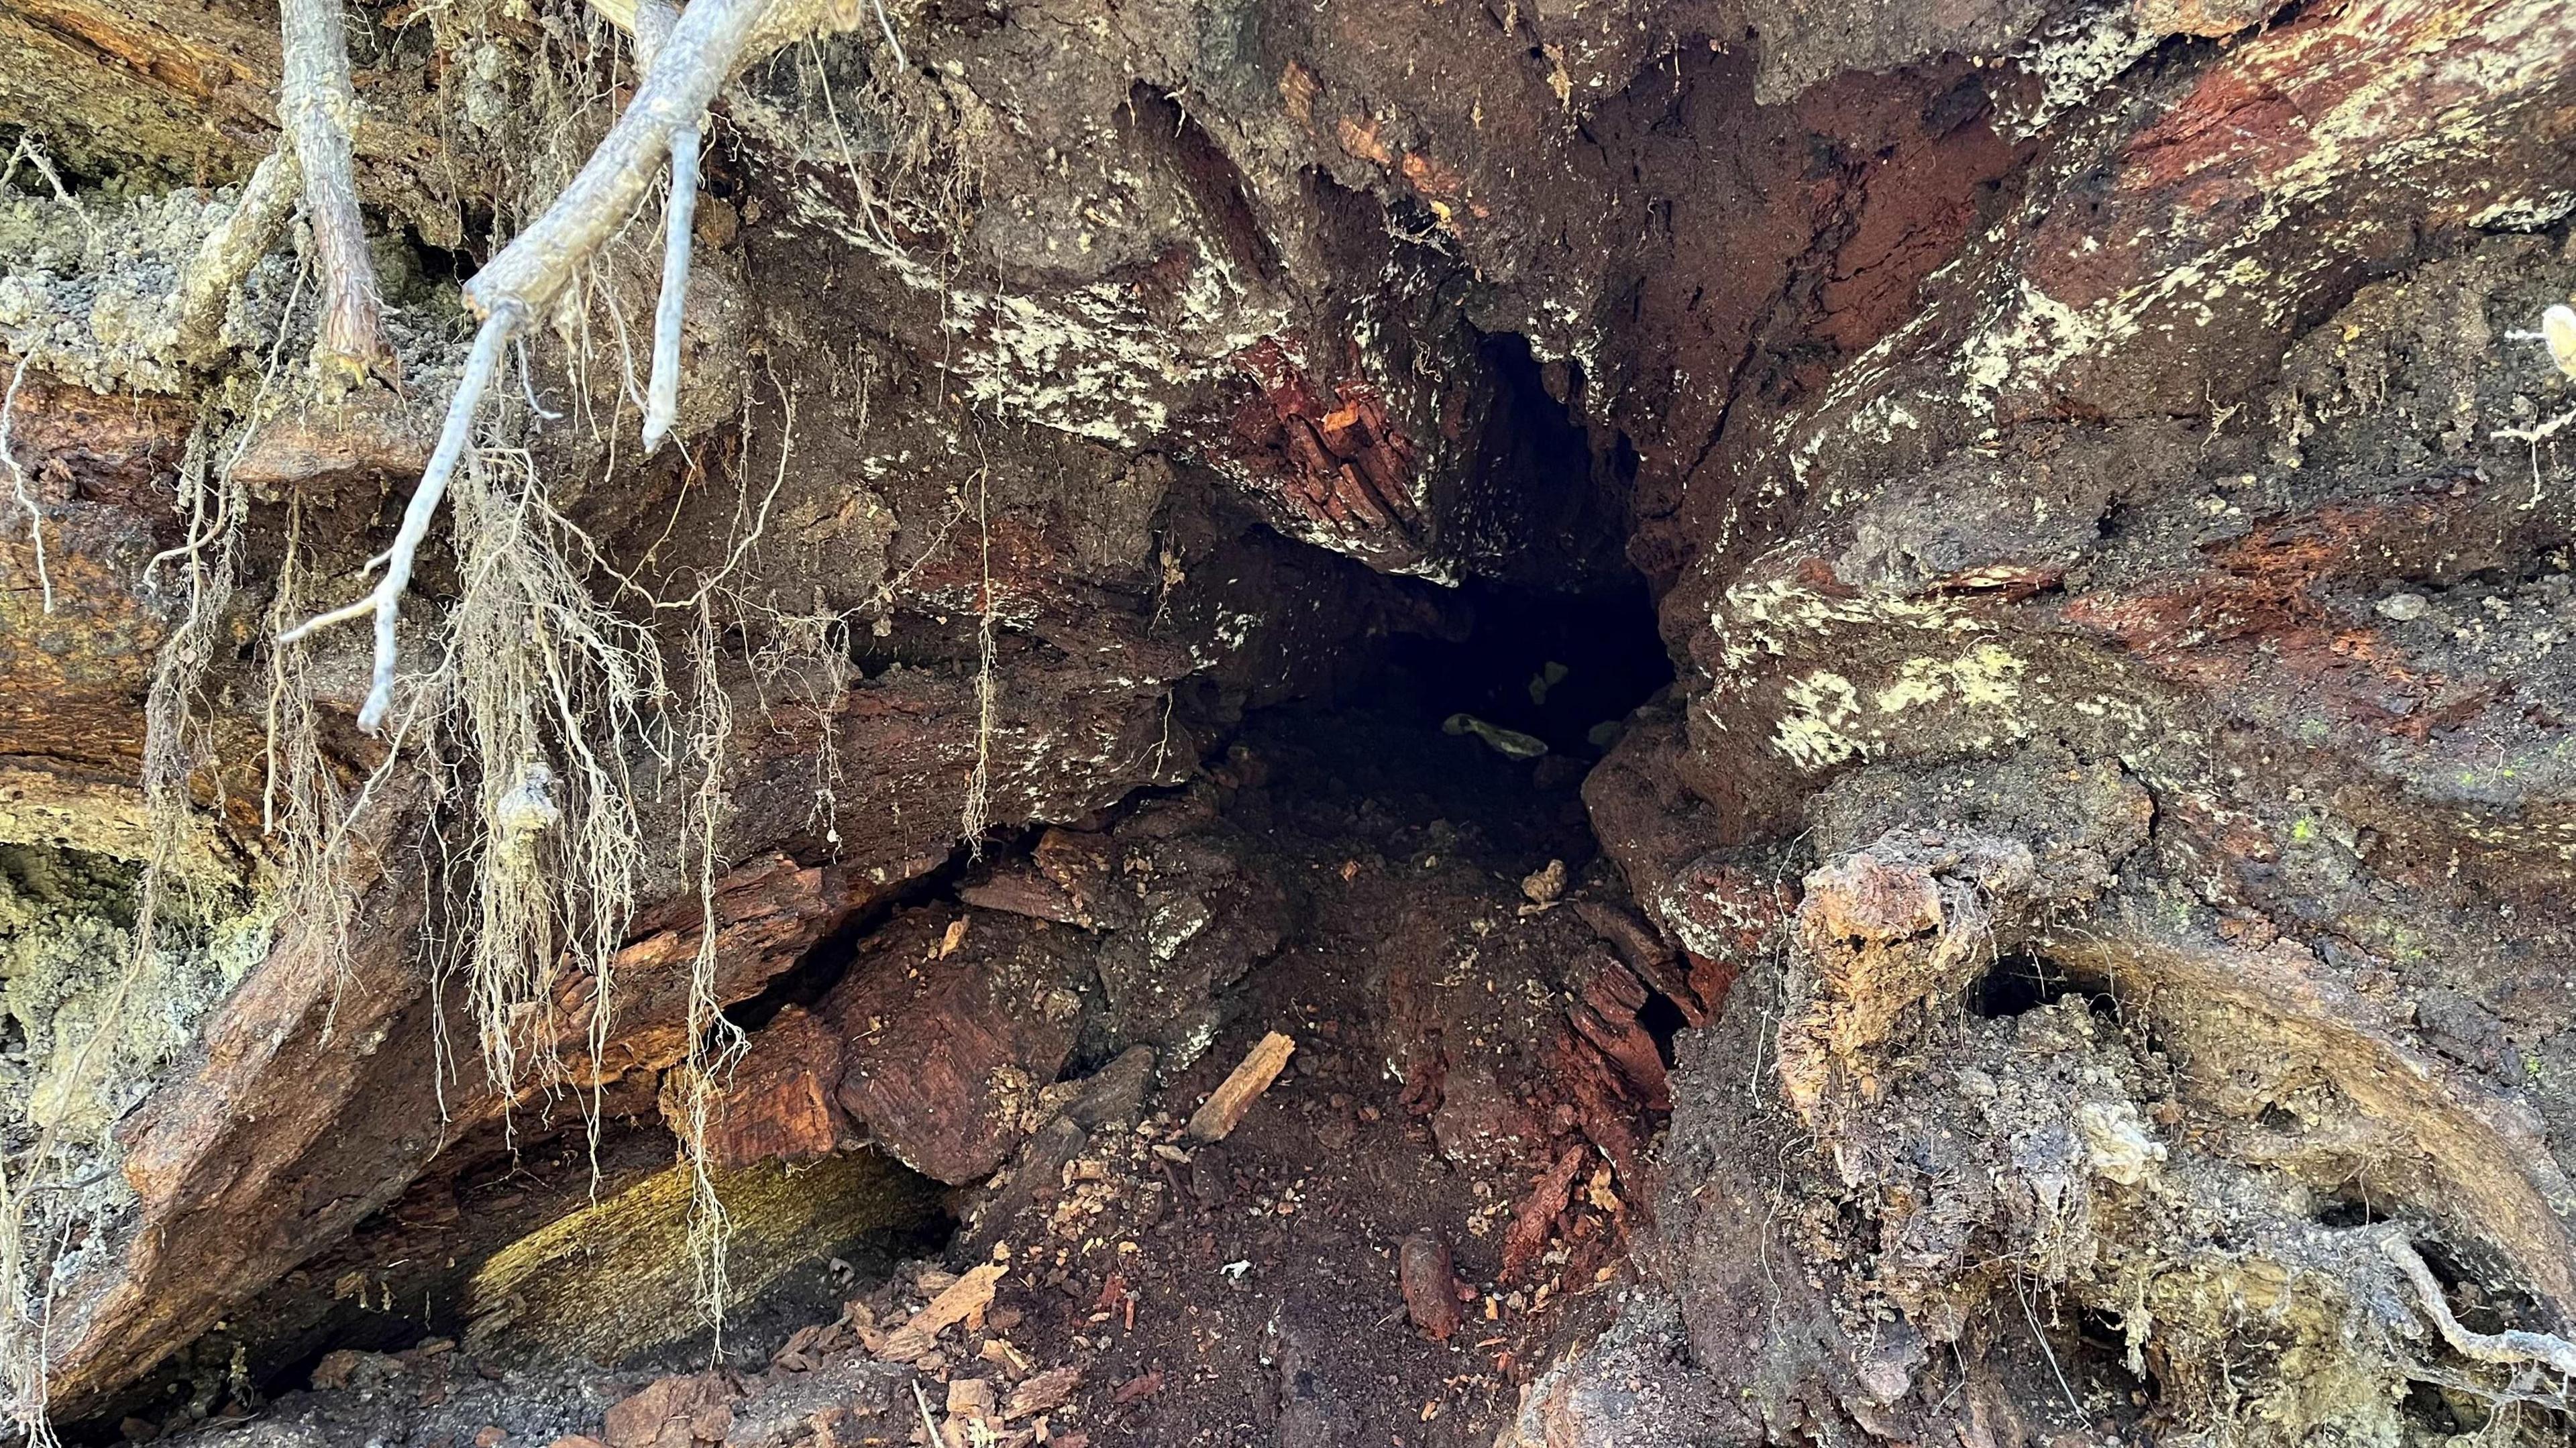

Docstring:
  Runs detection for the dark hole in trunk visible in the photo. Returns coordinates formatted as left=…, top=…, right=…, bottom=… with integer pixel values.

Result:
left=1968, top=950, right=2114, bottom=1020
left=1637, top=991, right=1688, bottom=1068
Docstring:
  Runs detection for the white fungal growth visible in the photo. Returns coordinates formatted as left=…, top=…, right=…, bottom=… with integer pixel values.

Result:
left=490, top=762, right=563, bottom=846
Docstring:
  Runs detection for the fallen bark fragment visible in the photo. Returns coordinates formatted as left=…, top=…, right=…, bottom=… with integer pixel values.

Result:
left=1184, top=1031, right=1295, bottom=1142
left=602, top=1374, right=735, bottom=1448
left=1398, top=1233, right=1463, bottom=1341
left=877, top=1261, right=1006, bottom=1362
left=1004, top=1366, right=1080, bottom=1419
left=1111, top=1371, right=1163, bottom=1404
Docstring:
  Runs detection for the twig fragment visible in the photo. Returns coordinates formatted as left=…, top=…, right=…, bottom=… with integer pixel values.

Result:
left=278, top=0, right=398, bottom=389
left=1184, top=1032, right=1296, bottom=1143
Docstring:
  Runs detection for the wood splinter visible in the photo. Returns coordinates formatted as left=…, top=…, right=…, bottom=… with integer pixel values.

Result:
left=1185, top=1032, right=1296, bottom=1144
left=278, top=0, right=398, bottom=390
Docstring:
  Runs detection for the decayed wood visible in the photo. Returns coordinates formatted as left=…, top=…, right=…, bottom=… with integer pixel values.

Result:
left=678, top=1003, right=847, bottom=1168
left=42, top=847, right=871, bottom=1409
left=0, top=0, right=277, bottom=183
left=822, top=911, right=1088, bottom=1184
left=1183, top=1031, right=1295, bottom=1143
left=464, top=1154, right=932, bottom=1366
left=875, top=1261, right=1004, bottom=1363
left=45, top=785, right=435, bottom=1410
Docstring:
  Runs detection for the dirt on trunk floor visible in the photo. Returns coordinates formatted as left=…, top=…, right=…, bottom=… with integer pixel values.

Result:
left=99, top=685, right=1682, bottom=1448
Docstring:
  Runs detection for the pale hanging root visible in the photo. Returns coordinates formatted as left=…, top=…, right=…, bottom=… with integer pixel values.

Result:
left=280, top=0, right=794, bottom=729
left=643, top=125, right=700, bottom=455
left=461, top=0, right=784, bottom=321
left=0, top=354, right=50, bottom=614
left=2382, top=1233, right=2576, bottom=1377
left=173, top=146, right=301, bottom=350
left=278, top=305, right=517, bottom=732
left=0, top=1148, right=53, bottom=1447
left=635, top=0, right=700, bottom=457
left=278, top=0, right=397, bottom=389
left=680, top=597, right=745, bottom=1343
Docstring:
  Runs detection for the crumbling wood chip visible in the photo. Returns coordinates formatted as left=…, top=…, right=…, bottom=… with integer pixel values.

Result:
left=1501, top=1145, right=1589, bottom=1282
left=1399, top=1233, right=1464, bottom=1341
left=309, top=1348, right=369, bottom=1390
left=1184, top=1031, right=1296, bottom=1143
left=959, top=867, right=1089, bottom=926
left=1111, top=1370, right=1163, bottom=1405
left=601, top=1373, right=735, bottom=1448
left=943, top=1378, right=997, bottom=1439
left=1004, top=1366, right=1081, bottom=1419
left=877, top=1261, right=1006, bottom=1362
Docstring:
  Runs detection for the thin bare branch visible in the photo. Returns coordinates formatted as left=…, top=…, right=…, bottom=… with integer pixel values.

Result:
left=278, top=0, right=835, bottom=731
left=278, top=304, right=519, bottom=730
left=171, top=146, right=299, bottom=347
left=279, top=0, right=397, bottom=389
left=464, top=0, right=788, bottom=321
left=173, top=146, right=302, bottom=349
